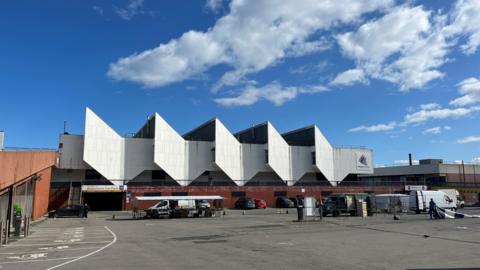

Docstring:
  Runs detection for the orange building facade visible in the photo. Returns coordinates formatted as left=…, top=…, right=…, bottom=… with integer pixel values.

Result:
left=0, top=150, right=58, bottom=227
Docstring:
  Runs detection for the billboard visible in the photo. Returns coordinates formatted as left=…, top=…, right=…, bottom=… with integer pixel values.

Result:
left=355, top=152, right=372, bottom=172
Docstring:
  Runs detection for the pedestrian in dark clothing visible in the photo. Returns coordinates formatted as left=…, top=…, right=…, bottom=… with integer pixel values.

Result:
left=83, top=203, right=89, bottom=218
left=428, top=199, right=436, bottom=219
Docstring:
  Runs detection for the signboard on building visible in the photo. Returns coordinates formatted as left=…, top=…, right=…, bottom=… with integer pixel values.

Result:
left=81, top=185, right=128, bottom=193
left=355, top=152, right=371, bottom=171
left=405, top=185, right=427, bottom=191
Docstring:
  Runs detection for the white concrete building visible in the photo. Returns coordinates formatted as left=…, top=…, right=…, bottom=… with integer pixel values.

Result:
left=55, top=108, right=373, bottom=187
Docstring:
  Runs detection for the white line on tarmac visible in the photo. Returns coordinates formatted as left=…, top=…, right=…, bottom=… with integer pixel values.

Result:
left=5, top=241, right=112, bottom=247
left=46, top=226, right=117, bottom=270
left=0, top=246, right=103, bottom=255
left=18, top=236, right=113, bottom=241
left=0, top=257, right=79, bottom=265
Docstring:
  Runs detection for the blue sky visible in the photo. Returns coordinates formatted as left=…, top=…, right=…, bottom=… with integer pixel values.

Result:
left=1, top=0, right=479, bottom=165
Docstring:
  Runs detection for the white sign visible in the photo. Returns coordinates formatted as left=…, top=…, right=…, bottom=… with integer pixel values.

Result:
left=355, top=152, right=371, bottom=171
left=81, top=185, right=127, bottom=192
left=405, top=185, right=427, bottom=191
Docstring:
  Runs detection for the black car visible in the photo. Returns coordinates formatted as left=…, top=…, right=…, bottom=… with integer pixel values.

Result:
left=275, top=197, right=295, bottom=208
left=49, top=205, right=84, bottom=218
left=234, top=197, right=256, bottom=209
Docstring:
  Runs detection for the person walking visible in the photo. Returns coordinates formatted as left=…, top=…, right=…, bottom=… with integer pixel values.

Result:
left=83, top=203, right=89, bottom=218
left=428, top=199, right=436, bottom=220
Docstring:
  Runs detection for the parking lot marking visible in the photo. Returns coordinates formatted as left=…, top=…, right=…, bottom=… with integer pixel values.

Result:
left=5, top=241, right=112, bottom=247
left=0, top=257, right=79, bottom=265
left=46, top=226, right=117, bottom=270
left=7, top=252, right=48, bottom=260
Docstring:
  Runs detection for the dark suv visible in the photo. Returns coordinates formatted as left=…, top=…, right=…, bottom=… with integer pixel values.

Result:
left=275, top=197, right=295, bottom=208
left=234, top=197, right=256, bottom=209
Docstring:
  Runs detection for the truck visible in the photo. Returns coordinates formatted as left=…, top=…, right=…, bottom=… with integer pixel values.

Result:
left=437, top=189, right=465, bottom=208
left=322, top=193, right=374, bottom=217
left=409, top=190, right=457, bottom=214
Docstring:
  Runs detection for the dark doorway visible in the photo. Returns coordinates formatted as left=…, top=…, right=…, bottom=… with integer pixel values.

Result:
left=82, top=192, right=124, bottom=211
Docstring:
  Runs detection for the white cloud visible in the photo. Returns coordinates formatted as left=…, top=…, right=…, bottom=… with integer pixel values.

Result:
left=403, top=106, right=480, bottom=124
left=348, top=121, right=396, bottom=132
left=420, top=103, right=441, bottom=110
left=108, top=0, right=393, bottom=88
left=457, top=136, right=480, bottom=144
left=115, top=0, right=145, bottom=20
left=473, top=157, right=480, bottom=164
left=446, top=0, right=480, bottom=55
left=205, top=0, right=224, bottom=13
left=423, top=125, right=452, bottom=135
left=423, top=126, right=442, bottom=135
left=108, top=31, right=225, bottom=88
left=214, top=81, right=328, bottom=107
left=450, top=77, right=480, bottom=107
left=92, top=6, right=104, bottom=16
left=337, top=5, right=450, bottom=90
left=330, top=68, right=367, bottom=86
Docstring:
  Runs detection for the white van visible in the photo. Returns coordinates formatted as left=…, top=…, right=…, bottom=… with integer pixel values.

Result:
left=409, top=190, right=457, bottom=214
left=437, top=189, right=465, bottom=208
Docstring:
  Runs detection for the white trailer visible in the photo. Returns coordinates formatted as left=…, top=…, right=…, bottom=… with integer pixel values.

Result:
left=409, top=190, right=456, bottom=214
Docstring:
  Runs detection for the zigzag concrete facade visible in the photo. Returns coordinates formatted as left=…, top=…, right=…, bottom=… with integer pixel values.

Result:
left=55, top=108, right=373, bottom=187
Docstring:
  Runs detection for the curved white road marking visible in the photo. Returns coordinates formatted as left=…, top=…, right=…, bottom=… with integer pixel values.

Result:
left=46, top=226, right=117, bottom=270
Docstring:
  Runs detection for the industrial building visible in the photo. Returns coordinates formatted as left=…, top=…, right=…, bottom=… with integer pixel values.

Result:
left=359, top=158, right=480, bottom=204
left=50, top=108, right=375, bottom=210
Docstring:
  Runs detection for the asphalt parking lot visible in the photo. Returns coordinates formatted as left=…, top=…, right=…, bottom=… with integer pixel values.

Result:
left=1, top=208, right=480, bottom=270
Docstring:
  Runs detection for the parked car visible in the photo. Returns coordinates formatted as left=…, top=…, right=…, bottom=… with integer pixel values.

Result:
left=49, top=205, right=84, bottom=218
left=234, top=197, right=256, bottom=209
left=255, top=199, right=267, bottom=209
left=290, top=197, right=304, bottom=207
left=275, top=197, right=295, bottom=208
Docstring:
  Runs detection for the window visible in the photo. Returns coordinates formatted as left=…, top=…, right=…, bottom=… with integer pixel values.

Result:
left=311, top=152, right=316, bottom=165
left=265, top=150, right=269, bottom=163
left=274, top=191, right=287, bottom=197
left=172, top=192, right=188, bottom=196
left=231, top=191, right=246, bottom=197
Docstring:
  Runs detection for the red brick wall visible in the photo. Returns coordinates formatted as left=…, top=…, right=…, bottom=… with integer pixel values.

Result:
left=126, top=185, right=404, bottom=210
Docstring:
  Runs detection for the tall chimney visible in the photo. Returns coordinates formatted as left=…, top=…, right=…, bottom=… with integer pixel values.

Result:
left=408, top=153, right=413, bottom=166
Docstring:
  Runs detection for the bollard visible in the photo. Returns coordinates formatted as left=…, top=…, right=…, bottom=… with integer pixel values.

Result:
left=112, top=214, right=116, bottom=220
left=242, top=210, right=245, bottom=215
left=23, top=217, right=29, bottom=237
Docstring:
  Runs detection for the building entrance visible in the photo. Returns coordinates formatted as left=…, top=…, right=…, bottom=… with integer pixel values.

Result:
left=82, top=192, right=124, bottom=211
